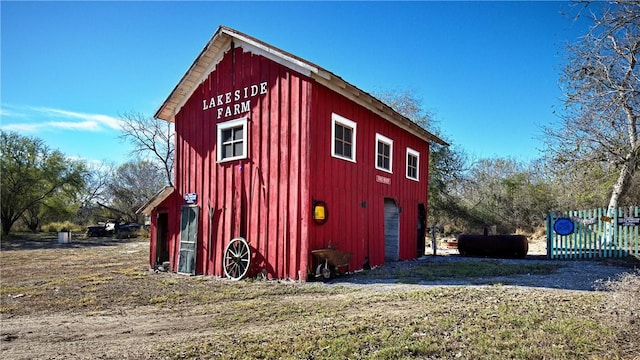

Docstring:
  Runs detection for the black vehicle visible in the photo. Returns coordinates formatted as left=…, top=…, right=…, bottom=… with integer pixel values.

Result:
left=85, top=220, right=116, bottom=237
left=86, top=220, right=144, bottom=237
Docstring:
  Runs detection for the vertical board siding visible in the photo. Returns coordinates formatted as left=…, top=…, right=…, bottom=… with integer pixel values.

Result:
left=308, top=84, right=430, bottom=272
left=159, top=43, right=430, bottom=280
left=546, top=206, right=640, bottom=259
left=170, top=46, right=310, bottom=280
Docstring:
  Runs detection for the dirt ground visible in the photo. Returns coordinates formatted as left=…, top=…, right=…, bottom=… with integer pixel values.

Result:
left=0, top=235, right=637, bottom=359
left=0, top=238, right=221, bottom=359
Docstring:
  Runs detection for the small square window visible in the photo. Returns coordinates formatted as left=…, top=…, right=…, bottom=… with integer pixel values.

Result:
left=406, top=148, right=420, bottom=181
left=217, top=117, right=248, bottom=162
left=331, top=113, right=357, bottom=162
left=375, top=133, right=393, bottom=173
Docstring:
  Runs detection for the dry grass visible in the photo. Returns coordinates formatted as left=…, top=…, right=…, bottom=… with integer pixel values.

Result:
left=355, top=259, right=563, bottom=284
left=1, top=234, right=638, bottom=359
left=160, top=287, right=621, bottom=360
left=595, top=270, right=640, bottom=358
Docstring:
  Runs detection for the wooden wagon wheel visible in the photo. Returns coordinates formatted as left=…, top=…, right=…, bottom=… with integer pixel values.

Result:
left=223, top=237, right=251, bottom=280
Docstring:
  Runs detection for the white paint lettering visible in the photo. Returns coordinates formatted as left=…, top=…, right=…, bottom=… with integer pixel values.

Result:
left=240, top=100, right=250, bottom=113
left=203, top=81, right=268, bottom=119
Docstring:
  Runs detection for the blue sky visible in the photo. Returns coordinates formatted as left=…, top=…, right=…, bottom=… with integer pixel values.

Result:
left=1, top=1, right=593, bottom=166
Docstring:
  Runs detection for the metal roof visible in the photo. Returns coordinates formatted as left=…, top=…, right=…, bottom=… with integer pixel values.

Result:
left=154, top=26, right=448, bottom=146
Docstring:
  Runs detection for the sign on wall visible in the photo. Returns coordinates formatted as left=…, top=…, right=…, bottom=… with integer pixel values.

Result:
left=184, top=193, right=197, bottom=204
left=376, top=175, right=391, bottom=185
left=618, top=217, right=640, bottom=226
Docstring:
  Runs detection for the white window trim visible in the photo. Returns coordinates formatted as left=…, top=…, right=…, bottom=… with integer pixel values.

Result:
left=331, top=113, right=357, bottom=163
left=406, top=147, right=420, bottom=181
left=217, top=117, right=248, bottom=163
left=375, top=133, right=393, bottom=173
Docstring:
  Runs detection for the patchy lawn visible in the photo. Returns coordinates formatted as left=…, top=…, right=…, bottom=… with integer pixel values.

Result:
left=1, top=234, right=638, bottom=359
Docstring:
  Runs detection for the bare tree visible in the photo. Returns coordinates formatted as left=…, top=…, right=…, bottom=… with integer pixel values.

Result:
left=459, top=158, right=557, bottom=233
left=119, top=112, right=174, bottom=186
left=375, top=90, right=435, bottom=130
left=76, top=162, right=114, bottom=224
left=375, top=90, right=474, bottom=229
left=546, top=1, right=639, bottom=217
left=104, top=160, right=166, bottom=223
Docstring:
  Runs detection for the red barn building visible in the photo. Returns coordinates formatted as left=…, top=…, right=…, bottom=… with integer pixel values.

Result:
left=139, top=26, right=447, bottom=281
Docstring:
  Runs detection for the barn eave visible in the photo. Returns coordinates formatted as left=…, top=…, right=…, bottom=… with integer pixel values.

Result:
left=154, top=25, right=448, bottom=146
left=137, top=186, right=175, bottom=216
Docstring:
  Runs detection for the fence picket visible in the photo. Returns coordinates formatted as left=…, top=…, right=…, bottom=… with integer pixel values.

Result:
left=636, top=206, right=639, bottom=255
left=547, top=206, right=639, bottom=259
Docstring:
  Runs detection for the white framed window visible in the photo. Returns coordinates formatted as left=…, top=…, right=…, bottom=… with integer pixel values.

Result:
left=331, top=113, right=357, bottom=162
left=217, top=117, right=248, bottom=162
left=375, top=133, right=393, bottom=173
left=406, top=148, right=420, bottom=181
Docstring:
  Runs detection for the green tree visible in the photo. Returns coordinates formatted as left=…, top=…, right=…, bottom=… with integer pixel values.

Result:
left=0, top=131, right=86, bottom=235
left=21, top=191, right=79, bottom=232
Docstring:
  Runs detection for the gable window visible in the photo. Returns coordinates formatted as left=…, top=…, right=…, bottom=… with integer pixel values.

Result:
left=375, top=133, right=393, bottom=173
left=331, top=113, right=357, bottom=162
left=406, top=148, right=420, bottom=181
left=217, top=117, right=248, bottom=162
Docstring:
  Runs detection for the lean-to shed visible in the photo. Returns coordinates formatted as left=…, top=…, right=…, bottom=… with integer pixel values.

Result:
left=139, top=26, right=447, bottom=280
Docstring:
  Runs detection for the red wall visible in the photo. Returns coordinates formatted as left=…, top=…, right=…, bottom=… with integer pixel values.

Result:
left=159, top=44, right=429, bottom=280
left=148, top=192, right=179, bottom=269
left=171, top=45, right=311, bottom=280
left=307, top=85, right=430, bottom=270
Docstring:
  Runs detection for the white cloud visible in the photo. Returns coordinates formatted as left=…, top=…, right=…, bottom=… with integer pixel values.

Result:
left=37, top=107, right=123, bottom=130
left=0, top=106, right=28, bottom=119
left=0, top=104, right=124, bottom=133
left=47, top=120, right=102, bottom=131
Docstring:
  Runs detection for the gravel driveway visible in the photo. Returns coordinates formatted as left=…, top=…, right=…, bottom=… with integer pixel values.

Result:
left=333, top=247, right=638, bottom=291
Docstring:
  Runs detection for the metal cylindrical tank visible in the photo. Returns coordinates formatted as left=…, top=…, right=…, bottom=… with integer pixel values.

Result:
left=457, top=234, right=528, bottom=258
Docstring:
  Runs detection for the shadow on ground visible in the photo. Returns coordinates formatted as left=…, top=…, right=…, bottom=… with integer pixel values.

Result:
left=1, top=233, right=144, bottom=251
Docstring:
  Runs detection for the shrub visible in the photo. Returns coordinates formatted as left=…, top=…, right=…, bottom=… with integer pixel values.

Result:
left=42, top=221, right=83, bottom=233
left=113, top=225, right=150, bottom=239
left=136, top=226, right=150, bottom=239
